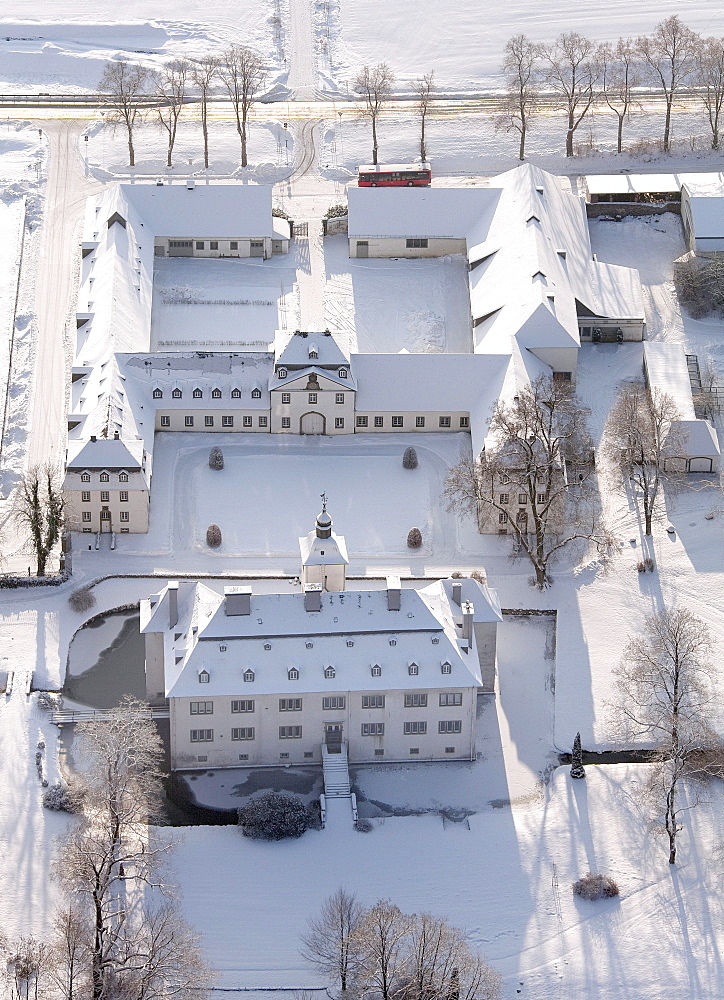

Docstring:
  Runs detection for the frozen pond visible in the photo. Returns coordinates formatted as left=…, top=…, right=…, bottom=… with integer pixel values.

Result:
left=64, top=610, right=145, bottom=709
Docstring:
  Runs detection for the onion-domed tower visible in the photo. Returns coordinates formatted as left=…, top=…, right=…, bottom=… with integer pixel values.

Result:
left=299, top=493, right=348, bottom=592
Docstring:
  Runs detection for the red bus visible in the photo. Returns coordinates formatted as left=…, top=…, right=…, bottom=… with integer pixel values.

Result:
left=358, top=163, right=431, bottom=187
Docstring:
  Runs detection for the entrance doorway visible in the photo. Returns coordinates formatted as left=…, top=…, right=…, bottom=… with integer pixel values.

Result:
left=301, top=411, right=325, bottom=435
left=324, top=723, right=343, bottom=752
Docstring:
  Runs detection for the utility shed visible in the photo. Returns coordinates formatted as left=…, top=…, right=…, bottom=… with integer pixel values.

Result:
left=681, top=176, right=724, bottom=256
left=583, top=174, right=682, bottom=204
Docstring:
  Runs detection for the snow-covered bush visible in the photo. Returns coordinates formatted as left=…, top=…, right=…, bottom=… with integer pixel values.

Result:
left=37, top=692, right=60, bottom=711
left=572, top=873, right=619, bottom=901
left=451, top=570, right=464, bottom=578
left=272, top=206, right=291, bottom=220
left=42, top=782, right=84, bottom=814
left=403, top=446, right=418, bottom=470
left=356, top=817, right=373, bottom=833
left=471, top=569, right=487, bottom=584
left=407, top=527, right=422, bottom=549
left=209, top=446, right=224, bottom=470
left=237, top=792, right=311, bottom=840
left=206, top=524, right=222, bottom=548
left=69, top=586, right=96, bottom=613
left=324, top=203, right=348, bottom=219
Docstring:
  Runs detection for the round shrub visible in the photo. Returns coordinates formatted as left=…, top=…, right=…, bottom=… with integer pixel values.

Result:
left=407, top=527, right=423, bottom=549
left=470, top=569, right=487, bottom=585
left=206, top=524, right=222, bottom=548
left=209, top=446, right=224, bottom=471
left=355, top=817, right=373, bottom=833
left=403, top=446, right=418, bottom=470
left=68, top=586, right=96, bottom=613
left=572, top=873, right=619, bottom=901
left=43, top=782, right=84, bottom=814
left=237, top=792, right=311, bottom=840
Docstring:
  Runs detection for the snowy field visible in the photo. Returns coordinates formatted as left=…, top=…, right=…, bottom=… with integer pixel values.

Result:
left=330, top=1, right=722, bottom=91
left=0, top=195, right=26, bottom=477
left=323, top=235, right=472, bottom=353
left=151, top=256, right=299, bottom=351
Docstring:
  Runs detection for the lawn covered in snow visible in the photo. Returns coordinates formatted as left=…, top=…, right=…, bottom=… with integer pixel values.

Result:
left=151, top=255, right=299, bottom=351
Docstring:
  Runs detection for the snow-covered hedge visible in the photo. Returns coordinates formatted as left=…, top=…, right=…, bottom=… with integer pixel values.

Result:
left=43, top=782, right=84, bottom=814
left=237, top=792, right=311, bottom=840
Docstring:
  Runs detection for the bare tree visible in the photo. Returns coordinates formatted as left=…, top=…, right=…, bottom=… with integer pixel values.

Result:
left=191, top=55, right=220, bottom=168
left=351, top=901, right=410, bottom=1000
left=638, top=16, right=700, bottom=152
left=8, top=936, right=50, bottom=1000
left=301, top=888, right=364, bottom=993
left=98, top=59, right=153, bottom=167
left=154, top=59, right=190, bottom=168
left=445, top=376, right=614, bottom=588
left=542, top=33, right=598, bottom=157
left=406, top=913, right=501, bottom=1000
left=49, top=906, right=89, bottom=1000
left=695, top=36, right=724, bottom=150
left=604, top=382, right=680, bottom=535
left=613, top=608, right=718, bottom=864
left=599, top=38, right=640, bottom=153
left=412, top=71, right=434, bottom=162
left=497, top=34, right=541, bottom=161
left=218, top=45, right=267, bottom=167
left=11, top=462, right=64, bottom=576
left=354, top=63, right=395, bottom=165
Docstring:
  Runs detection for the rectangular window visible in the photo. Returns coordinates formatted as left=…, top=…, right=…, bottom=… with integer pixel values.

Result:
left=82, top=511, right=92, bottom=522
left=281, top=393, right=291, bottom=404
left=335, top=393, right=344, bottom=404
left=196, top=241, right=204, bottom=250
left=406, top=238, right=428, bottom=249
left=439, top=693, right=463, bottom=707
left=499, top=493, right=509, bottom=504
left=190, top=729, right=213, bottom=742
left=308, top=392, right=317, bottom=404
left=409, top=747, right=420, bottom=754
left=416, top=416, right=425, bottom=428
left=391, top=416, right=403, bottom=428
left=281, top=417, right=291, bottom=428
left=83, top=527, right=92, bottom=533
left=322, top=696, right=346, bottom=710
left=184, top=416, right=194, bottom=427
left=222, top=416, right=234, bottom=427
left=362, top=722, right=385, bottom=736
left=279, top=698, right=302, bottom=711
left=82, top=491, right=91, bottom=502
left=205, top=416, right=214, bottom=427
left=279, top=726, right=302, bottom=739
left=258, top=416, right=268, bottom=427
left=100, top=510, right=111, bottom=521
left=100, top=491, right=110, bottom=502
left=445, top=746, right=456, bottom=754
left=553, top=371, right=572, bottom=382
left=439, top=416, right=451, bottom=428
left=499, top=512, right=508, bottom=524
left=374, top=748, right=385, bottom=756
left=230, top=241, right=238, bottom=250
left=210, top=241, right=218, bottom=250
left=232, top=699, right=254, bottom=713
left=404, top=694, right=428, bottom=708
left=335, top=417, right=345, bottom=429
left=190, top=701, right=213, bottom=715
left=121, top=527, right=129, bottom=533
left=374, top=416, right=384, bottom=428
left=537, top=492, right=548, bottom=504
left=356, top=415, right=368, bottom=428
left=362, top=695, right=385, bottom=709
left=499, top=473, right=510, bottom=484
left=404, top=721, right=427, bottom=735
left=243, top=416, right=253, bottom=427
left=439, top=720, right=462, bottom=734
left=119, top=491, right=128, bottom=502
left=160, top=415, right=170, bottom=427
left=232, top=727, right=254, bottom=740
left=459, top=416, right=469, bottom=428
left=518, top=494, right=527, bottom=505
left=119, top=511, right=129, bottom=522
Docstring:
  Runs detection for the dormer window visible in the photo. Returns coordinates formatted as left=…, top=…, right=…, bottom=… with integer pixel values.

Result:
left=118, top=472, right=129, bottom=482
left=80, top=472, right=91, bottom=483
left=199, top=670, right=210, bottom=684
left=339, top=368, right=347, bottom=378
left=309, top=349, right=318, bottom=360
left=431, top=636, right=439, bottom=644
left=172, top=388, right=182, bottom=399
left=193, top=388, right=202, bottom=399
left=99, top=472, right=109, bottom=483
left=441, top=661, right=452, bottom=674
left=152, top=388, right=163, bottom=399
left=288, top=667, right=299, bottom=680
left=389, top=639, right=397, bottom=647
left=346, top=640, right=354, bottom=647
left=408, top=662, right=419, bottom=676
left=219, top=644, right=227, bottom=652
left=244, top=669, right=255, bottom=683
left=232, top=388, right=242, bottom=398
left=211, top=388, right=222, bottom=399
left=305, top=641, right=314, bottom=649
left=371, top=664, right=382, bottom=677
left=251, top=388, right=261, bottom=399
left=264, top=643, right=272, bottom=651
left=278, top=368, right=287, bottom=379
left=324, top=666, right=336, bottom=679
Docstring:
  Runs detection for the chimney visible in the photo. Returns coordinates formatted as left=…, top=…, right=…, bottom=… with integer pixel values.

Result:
left=461, top=601, right=474, bottom=645
left=186, top=179, right=195, bottom=190
left=90, top=435, right=97, bottom=442
left=386, top=575, right=401, bottom=611
left=224, top=585, right=251, bottom=616
left=451, top=581, right=462, bottom=606
left=168, top=580, right=179, bottom=629
left=304, top=583, right=323, bottom=612
left=114, top=430, right=119, bottom=439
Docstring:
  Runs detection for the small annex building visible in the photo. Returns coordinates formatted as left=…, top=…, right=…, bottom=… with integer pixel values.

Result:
left=141, top=506, right=502, bottom=771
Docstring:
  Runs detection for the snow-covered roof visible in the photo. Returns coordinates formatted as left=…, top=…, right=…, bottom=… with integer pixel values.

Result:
left=584, top=174, right=682, bottom=196
left=347, top=187, right=501, bottom=241
left=115, top=183, right=276, bottom=238
left=299, top=527, right=349, bottom=566
left=275, top=330, right=350, bottom=368
left=682, top=188, right=724, bottom=243
left=669, top=419, right=720, bottom=459
left=66, top=436, right=144, bottom=470
left=643, top=342, right=696, bottom=420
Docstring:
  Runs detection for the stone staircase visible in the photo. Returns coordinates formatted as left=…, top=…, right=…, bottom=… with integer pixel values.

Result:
left=321, top=743, right=357, bottom=828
